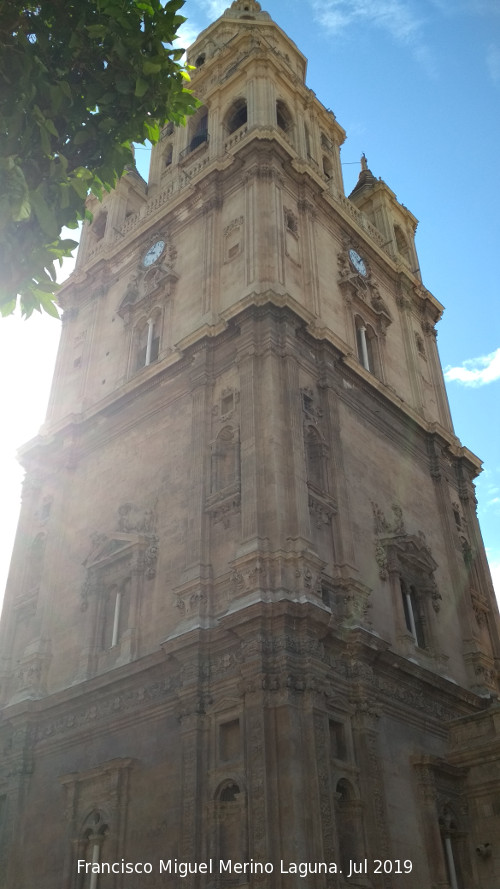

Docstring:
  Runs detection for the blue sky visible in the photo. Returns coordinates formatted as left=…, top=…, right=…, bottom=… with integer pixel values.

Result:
left=0, top=0, right=498, bottom=603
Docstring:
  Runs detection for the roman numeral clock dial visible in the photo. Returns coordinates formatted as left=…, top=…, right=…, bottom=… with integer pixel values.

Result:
left=349, top=248, right=368, bottom=277
left=142, top=239, right=165, bottom=268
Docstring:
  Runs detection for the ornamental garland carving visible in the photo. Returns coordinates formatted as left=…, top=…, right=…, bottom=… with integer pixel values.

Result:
left=371, top=501, right=406, bottom=536
left=224, top=216, right=244, bottom=238
left=175, top=589, right=208, bottom=616
left=471, top=592, right=489, bottom=627
left=117, top=501, right=156, bottom=534
left=36, top=672, right=180, bottom=743
left=308, top=495, right=334, bottom=528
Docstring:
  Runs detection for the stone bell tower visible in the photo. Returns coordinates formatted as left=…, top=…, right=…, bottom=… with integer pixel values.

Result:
left=0, top=2, right=499, bottom=888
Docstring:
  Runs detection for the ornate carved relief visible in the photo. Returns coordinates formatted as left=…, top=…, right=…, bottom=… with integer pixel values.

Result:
left=205, top=488, right=241, bottom=528
left=333, top=577, right=372, bottom=629
left=464, top=649, right=497, bottom=694
left=36, top=676, right=180, bottom=748
left=117, top=501, right=156, bottom=534
left=118, top=233, right=178, bottom=323
left=338, top=244, right=392, bottom=337
left=175, top=588, right=208, bottom=618
left=246, top=709, right=267, bottom=861
left=308, top=494, right=335, bottom=529
left=372, top=501, right=406, bottom=536
left=313, top=712, right=337, bottom=868
left=78, top=504, right=159, bottom=677
left=61, top=758, right=133, bottom=887
left=470, top=591, right=489, bottom=627
left=10, top=638, right=52, bottom=703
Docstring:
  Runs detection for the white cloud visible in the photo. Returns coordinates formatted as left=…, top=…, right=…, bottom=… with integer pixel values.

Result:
left=200, top=0, right=227, bottom=18
left=178, top=20, right=202, bottom=50
left=311, top=0, right=423, bottom=44
left=444, top=348, right=500, bottom=387
left=177, top=1, right=227, bottom=51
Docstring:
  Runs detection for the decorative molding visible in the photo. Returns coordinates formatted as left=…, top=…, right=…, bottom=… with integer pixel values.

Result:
left=117, top=501, right=156, bottom=534
left=224, top=216, right=244, bottom=238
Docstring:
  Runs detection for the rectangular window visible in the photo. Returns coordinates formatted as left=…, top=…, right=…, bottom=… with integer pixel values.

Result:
left=219, top=719, right=241, bottom=762
left=329, top=719, right=347, bottom=760
left=400, top=579, right=426, bottom=648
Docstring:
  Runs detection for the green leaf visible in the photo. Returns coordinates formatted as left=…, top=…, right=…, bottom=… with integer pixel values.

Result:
left=86, top=24, right=107, bottom=37
left=0, top=0, right=198, bottom=316
left=135, top=77, right=149, bottom=97
left=142, top=60, right=162, bottom=74
left=30, top=190, right=59, bottom=239
left=69, top=177, right=90, bottom=199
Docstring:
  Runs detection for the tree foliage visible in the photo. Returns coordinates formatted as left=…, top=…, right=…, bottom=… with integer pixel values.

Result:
left=0, top=0, right=197, bottom=317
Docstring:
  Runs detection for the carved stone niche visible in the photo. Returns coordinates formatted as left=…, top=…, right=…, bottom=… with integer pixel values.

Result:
left=338, top=246, right=392, bottom=338
left=376, top=525, right=444, bottom=659
left=78, top=518, right=158, bottom=680
left=411, top=756, right=473, bottom=889
left=61, top=758, right=133, bottom=887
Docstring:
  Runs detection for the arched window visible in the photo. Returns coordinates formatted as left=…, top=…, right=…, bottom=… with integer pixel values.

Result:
left=80, top=810, right=109, bottom=889
left=101, top=578, right=131, bottom=650
left=355, top=315, right=377, bottom=374
left=92, top=211, right=107, bottom=241
left=335, top=779, right=365, bottom=876
left=394, top=224, right=411, bottom=264
left=439, top=805, right=465, bottom=889
left=276, top=99, right=293, bottom=135
left=400, top=577, right=426, bottom=648
left=322, top=155, right=332, bottom=179
left=215, top=782, right=246, bottom=876
left=188, top=108, right=208, bottom=153
left=135, top=316, right=160, bottom=370
left=225, top=98, right=247, bottom=134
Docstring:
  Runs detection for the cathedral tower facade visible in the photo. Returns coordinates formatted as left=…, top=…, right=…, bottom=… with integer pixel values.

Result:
left=0, top=3, right=499, bottom=888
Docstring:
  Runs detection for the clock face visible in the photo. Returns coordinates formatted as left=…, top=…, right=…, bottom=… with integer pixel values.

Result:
left=349, top=248, right=367, bottom=277
left=142, top=239, right=165, bottom=268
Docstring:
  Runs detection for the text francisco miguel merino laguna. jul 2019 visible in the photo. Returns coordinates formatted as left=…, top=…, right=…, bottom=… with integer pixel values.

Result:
left=77, top=858, right=414, bottom=879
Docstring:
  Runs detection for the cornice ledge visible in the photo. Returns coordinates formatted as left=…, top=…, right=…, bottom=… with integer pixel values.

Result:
left=427, top=425, right=483, bottom=474
left=220, top=289, right=316, bottom=329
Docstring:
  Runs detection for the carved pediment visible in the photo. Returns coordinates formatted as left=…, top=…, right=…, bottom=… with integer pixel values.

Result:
left=84, top=533, right=139, bottom=568
left=84, top=501, right=157, bottom=567
left=382, top=534, right=438, bottom=576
